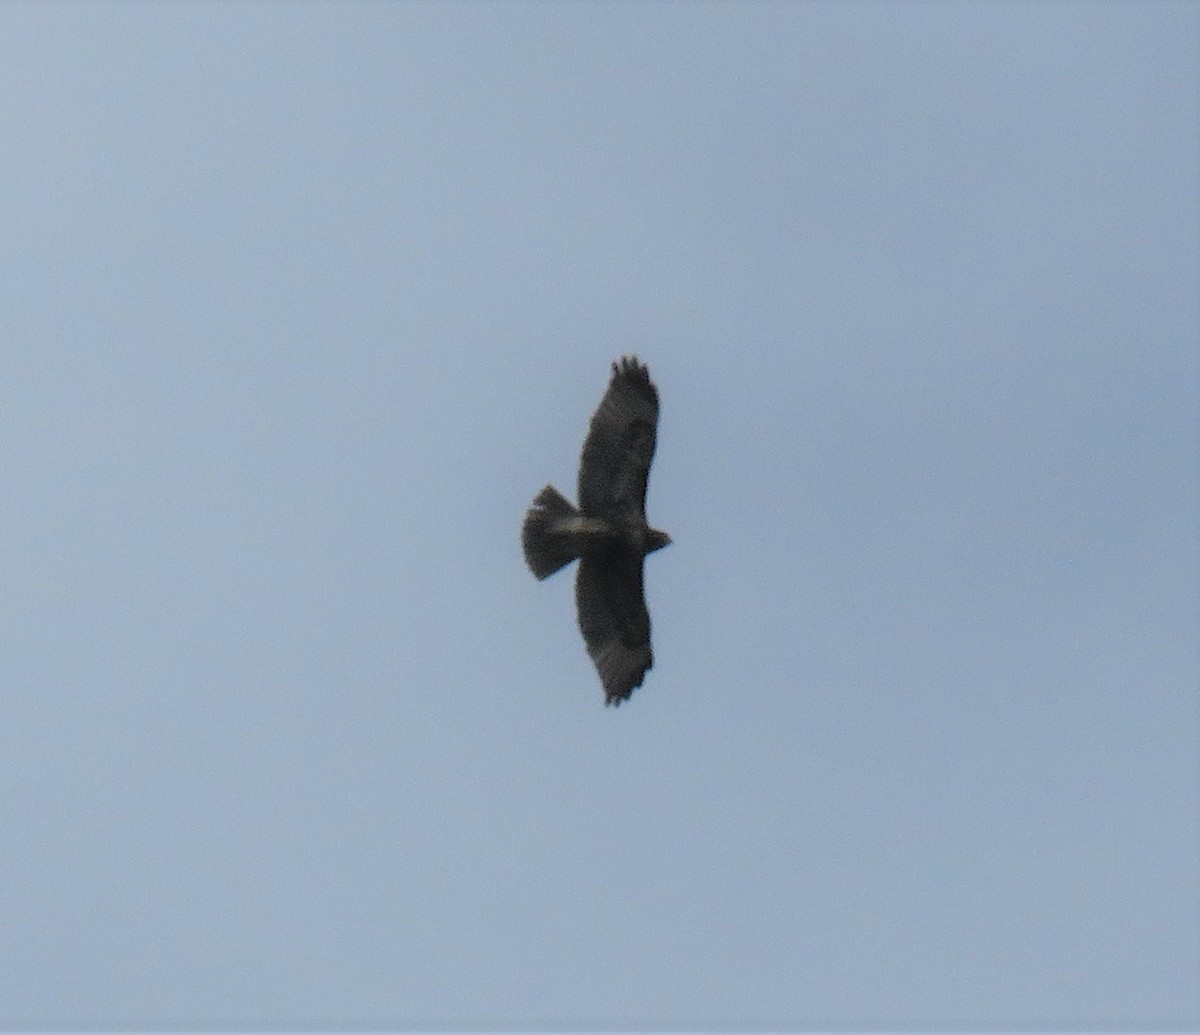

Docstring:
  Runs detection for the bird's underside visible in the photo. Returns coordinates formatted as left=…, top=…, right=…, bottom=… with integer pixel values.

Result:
left=521, top=356, right=670, bottom=705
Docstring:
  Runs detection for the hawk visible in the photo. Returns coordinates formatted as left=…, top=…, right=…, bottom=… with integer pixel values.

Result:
left=522, top=356, right=671, bottom=705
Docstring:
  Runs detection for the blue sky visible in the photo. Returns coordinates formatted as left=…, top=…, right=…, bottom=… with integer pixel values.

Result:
left=2, top=1, right=1196, bottom=1028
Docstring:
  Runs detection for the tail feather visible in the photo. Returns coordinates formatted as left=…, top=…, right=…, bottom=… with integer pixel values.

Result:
left=522, top=485, right=582, bottom=579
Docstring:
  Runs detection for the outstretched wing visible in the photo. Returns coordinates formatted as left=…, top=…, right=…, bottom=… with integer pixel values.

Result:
left=575, top=553, right=652, bottom=705
left=578, top=356, right=659, bottom=519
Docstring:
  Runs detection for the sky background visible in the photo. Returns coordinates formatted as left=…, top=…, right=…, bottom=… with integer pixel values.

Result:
left=1, top=1, right=1196, bottom=1029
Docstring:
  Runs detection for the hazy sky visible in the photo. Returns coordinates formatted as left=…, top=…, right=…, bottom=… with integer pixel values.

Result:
left=2, top=1, right=1196, bottom=1029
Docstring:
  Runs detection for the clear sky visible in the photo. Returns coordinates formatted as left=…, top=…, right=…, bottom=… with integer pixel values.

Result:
left=2, top=1, right=1196, bottom=1029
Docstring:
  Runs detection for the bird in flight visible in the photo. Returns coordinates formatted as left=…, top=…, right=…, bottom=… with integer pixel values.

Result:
left=522, top=356, right=671, bottom=705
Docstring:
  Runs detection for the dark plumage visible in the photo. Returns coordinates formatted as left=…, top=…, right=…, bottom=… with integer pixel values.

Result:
left=522, top=356, right=671, bottom=705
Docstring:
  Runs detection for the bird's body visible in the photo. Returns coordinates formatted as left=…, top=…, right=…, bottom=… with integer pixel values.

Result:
left=522, top=357, right=670, bottom=705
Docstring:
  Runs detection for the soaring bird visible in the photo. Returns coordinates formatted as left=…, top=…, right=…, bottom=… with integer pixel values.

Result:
left=522, top=356, right=671, bottom=705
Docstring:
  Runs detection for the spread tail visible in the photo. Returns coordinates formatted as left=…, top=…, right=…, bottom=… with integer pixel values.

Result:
left=522, top=485, right=583, bottom=579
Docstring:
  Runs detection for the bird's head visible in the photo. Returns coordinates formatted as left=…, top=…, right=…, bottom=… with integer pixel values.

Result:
left=646, top=528, right=672, bottom=554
